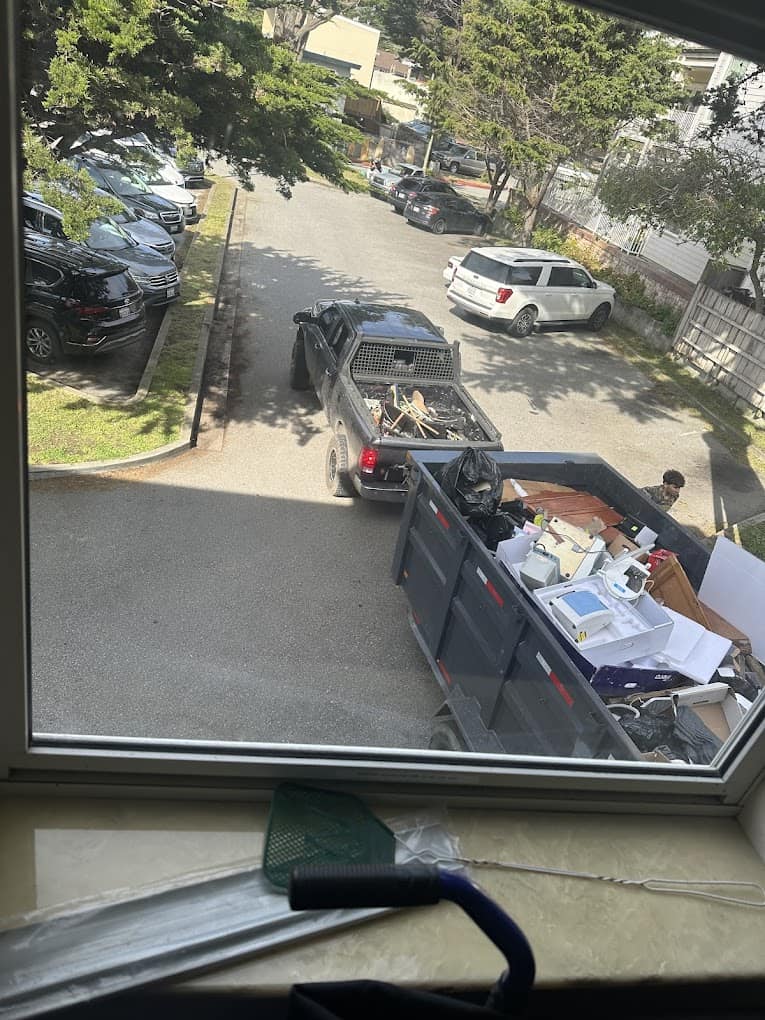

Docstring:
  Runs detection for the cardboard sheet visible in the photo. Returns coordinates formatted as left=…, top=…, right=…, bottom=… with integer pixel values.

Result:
left=698, top=537, right=765, bottom=661
left=646, top=607, right=732, bottom=684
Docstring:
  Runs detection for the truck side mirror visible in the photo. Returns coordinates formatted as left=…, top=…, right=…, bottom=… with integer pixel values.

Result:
left=293, top=310, right=312, bottom=324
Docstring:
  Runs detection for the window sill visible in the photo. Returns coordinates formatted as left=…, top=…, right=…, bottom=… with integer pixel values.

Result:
left=1, top=794, right=764, bottom=993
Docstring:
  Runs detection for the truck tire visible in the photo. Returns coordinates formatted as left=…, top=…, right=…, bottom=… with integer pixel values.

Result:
left=289, top=333, right=310, bottom=390
left=325, top=434, right=355, bottom=498
left=449, top=161, right=460, bottom=174
left=429, top=719, right=466, bottom=752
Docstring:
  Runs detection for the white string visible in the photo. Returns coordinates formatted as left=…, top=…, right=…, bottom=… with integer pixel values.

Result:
left=402, top=843, right=765, bottom=908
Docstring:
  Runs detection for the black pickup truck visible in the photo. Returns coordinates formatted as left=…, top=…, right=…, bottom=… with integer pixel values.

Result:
left=289, top=300, right=503, bottom=501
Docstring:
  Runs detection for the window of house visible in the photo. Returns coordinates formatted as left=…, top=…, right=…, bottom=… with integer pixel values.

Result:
left=3, top=0, right=765, bottom=811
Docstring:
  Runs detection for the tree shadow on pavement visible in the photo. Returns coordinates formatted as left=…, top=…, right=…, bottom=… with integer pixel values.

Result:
left=449, top=307, right=680, bottom=424
left=224, top=244, right=408, bottom=447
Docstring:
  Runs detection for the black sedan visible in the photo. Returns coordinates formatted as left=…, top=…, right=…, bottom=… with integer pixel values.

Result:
left=403, top=193, right=492, bottom=236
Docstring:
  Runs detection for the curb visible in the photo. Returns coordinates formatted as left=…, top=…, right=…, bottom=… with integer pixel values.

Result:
left=29, top=183, right=237, bottom=480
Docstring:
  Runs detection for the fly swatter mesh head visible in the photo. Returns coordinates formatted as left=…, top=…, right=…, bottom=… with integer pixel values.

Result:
left=263, top=783, right=395, bottom=891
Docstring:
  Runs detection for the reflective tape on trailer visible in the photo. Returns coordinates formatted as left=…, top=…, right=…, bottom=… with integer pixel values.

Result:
left=536, top=651, right=574, bottom=707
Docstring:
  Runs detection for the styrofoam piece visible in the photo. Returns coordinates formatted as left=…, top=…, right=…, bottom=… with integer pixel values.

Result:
left=698, top=536, right=765, bottom=661
left=532, top=574, right=673, bottom=667
left=495, top=533, right=535, bottom=569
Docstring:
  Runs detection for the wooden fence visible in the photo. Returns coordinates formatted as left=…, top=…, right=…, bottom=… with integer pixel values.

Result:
left=672, top=284, right=765, bottom=415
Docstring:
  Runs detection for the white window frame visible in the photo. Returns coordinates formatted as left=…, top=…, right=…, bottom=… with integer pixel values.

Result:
left=1, top=2, right=764, bottom=813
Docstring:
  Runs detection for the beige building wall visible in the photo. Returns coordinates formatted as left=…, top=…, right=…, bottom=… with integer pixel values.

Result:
left=370, top=68, right=426, bottom=119
left=305, top=16, right=380, bottom=87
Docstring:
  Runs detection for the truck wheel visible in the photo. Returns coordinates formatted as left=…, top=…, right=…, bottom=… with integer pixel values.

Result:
left=588, top=303, right=611, bottom=331
left=325, top=434, right=355, bottom=498
left=510, top=305, right=537, bottom=338
left=429, top=720, right=466, bottom=752
left=289, top=333, right=310, bottom=390
left=449, top=161, right=460, bottom=174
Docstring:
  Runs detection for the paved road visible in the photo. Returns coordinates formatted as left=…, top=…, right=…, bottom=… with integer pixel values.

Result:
left=29, top=178, right=765, bottom=745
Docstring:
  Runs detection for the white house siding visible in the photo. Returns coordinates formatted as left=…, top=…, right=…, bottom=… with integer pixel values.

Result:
left=640, top=232, right=714, bottom=285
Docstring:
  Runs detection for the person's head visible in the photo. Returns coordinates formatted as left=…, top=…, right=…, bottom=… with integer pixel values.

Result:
left=661, top=469, right=685, bottom=498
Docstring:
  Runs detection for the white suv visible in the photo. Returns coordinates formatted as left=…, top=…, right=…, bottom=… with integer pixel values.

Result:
left=445, top=247, right=615, bottom=337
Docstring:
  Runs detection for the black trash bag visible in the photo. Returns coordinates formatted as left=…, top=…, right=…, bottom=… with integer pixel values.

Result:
left=480, top=511, right=519, bottom=552
left=619, top=710, right=675, bottom=752
left=671, top=705, right=722, bottom=765
left=439, top=448, right=503, bottom=522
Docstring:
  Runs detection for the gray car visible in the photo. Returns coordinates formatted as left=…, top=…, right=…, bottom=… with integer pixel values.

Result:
left=22, top=193, right=180, bottom=307
left=94, top=189, right=176, bottom=260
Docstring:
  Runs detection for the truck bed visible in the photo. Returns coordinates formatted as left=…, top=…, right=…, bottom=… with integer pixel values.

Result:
left=356, top=381, right=491, bottom=443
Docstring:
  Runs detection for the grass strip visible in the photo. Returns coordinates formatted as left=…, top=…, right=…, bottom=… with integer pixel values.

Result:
left=27, top=179, right=235, bottom=464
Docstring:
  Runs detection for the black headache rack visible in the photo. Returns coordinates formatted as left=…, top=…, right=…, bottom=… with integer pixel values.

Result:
left=392, top=450, right=713, bottom=760
left=348, top=336, right=502, bottom=448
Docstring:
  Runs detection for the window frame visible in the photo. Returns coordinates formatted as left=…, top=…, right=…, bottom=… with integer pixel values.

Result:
left=2, top=1, right=765, bottom=812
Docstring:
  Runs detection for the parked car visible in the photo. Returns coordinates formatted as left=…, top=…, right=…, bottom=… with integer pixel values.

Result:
left=22, top=193, right=180, bottom=307
left=446, top=247, right=615, bottom=337
left=95, top=190, right=176, bottom=260
left=127, top=165, right=199, bottom=223
left=389, top=176, right=459, bottom=214
left=433, top=144, right=489, bottom=178
left=71, top=155, right=185, bottom=235
left=23, top=232, right=146, bottom=364
left=368, top=162, right=424, bottom=199
left=404, top=193, right=492, bottom=236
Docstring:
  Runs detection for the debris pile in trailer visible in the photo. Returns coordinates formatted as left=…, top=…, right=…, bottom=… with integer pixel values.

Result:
left=359, top=383, right=489, bottom=442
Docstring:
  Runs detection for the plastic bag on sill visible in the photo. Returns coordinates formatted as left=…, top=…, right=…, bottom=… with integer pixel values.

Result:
left=0, top=813, right=461, bottom=1020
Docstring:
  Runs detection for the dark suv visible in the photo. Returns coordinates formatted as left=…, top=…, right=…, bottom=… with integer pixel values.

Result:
left=388, top=176, right=458, bottom=214
left=71, top=154, right=185, bottom=235
left=24, top=233, right=146, bottom=364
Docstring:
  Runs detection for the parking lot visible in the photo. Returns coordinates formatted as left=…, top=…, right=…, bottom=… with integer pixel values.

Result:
left=27, top=179, right=765, bottom=747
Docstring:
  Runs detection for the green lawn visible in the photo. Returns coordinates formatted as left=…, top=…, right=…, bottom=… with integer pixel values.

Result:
left=27, top=179, right=235, bottom=464
left=740, top=522, right=765, bottom=560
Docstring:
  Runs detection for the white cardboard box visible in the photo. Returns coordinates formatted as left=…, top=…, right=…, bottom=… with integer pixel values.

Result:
left=532, top=575, right=673, bottom=667
left=673, top=682, right=747, bottom=742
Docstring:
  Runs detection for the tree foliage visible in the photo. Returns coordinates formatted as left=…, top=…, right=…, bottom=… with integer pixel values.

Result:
left=421, top=0, right=683, bottom=237
left=703, top=65, right=765, bottom=145
left=598, top=142, right=765, bottom=312
left=20, top=0, right=359, bottom=195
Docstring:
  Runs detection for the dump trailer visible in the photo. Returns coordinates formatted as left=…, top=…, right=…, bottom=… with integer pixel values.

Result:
left=392, top=450, right=712, bottom=760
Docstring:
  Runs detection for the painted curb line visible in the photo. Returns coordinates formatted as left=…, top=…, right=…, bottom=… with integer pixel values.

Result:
left=29, top=184, right=237, bottom=480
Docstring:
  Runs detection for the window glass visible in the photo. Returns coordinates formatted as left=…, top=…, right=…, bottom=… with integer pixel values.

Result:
left=25, top=259, right=61, bottom=288
left=41, top=213, right=66, bottom=238
left=547, top=266, right=574, bottom=286
left=508, top=266, right=542, bottom=285
left=570, top=268, right=591, bottom=287
left=10, top=0, right=765, bottom=798
left=460, top=251, right=512, bottom=284
left=22, top=204, right=38, bottom=230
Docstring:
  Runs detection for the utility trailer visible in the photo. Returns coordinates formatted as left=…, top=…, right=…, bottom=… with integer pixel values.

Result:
left=392, top=450, right=712, bottom=759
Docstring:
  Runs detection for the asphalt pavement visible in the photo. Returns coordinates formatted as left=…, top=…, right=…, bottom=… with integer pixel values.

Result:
left=28, top=177, right=765, bottom=746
